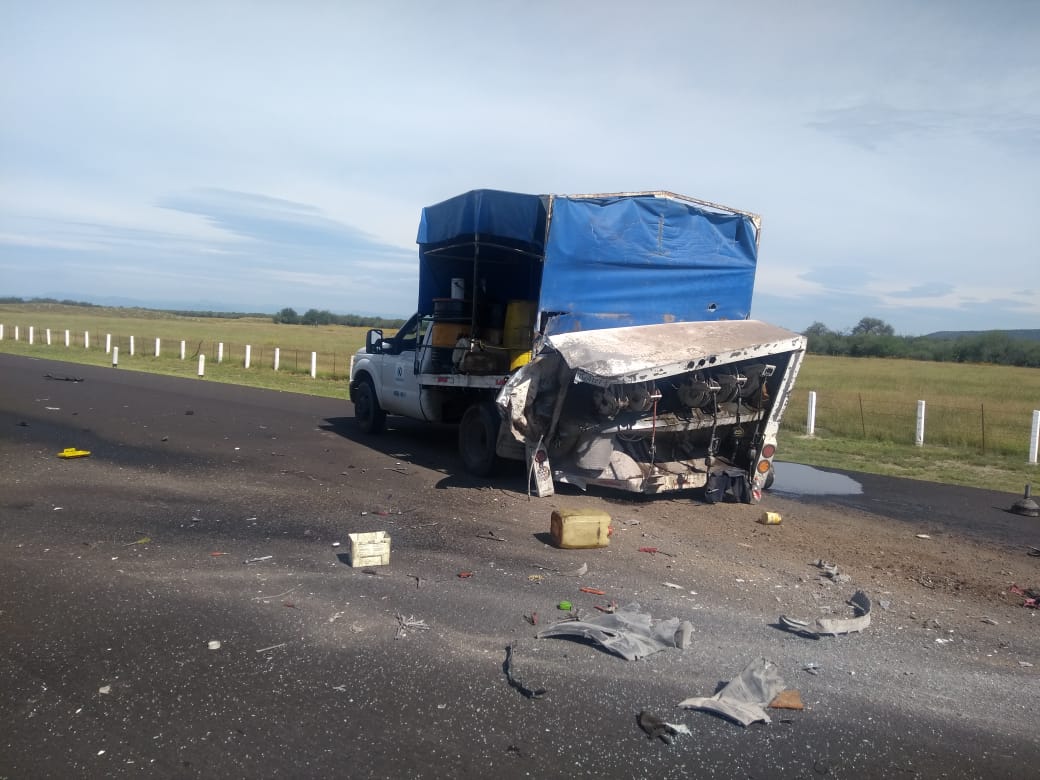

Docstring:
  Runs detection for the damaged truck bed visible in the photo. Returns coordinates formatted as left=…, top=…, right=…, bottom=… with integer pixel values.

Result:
left=498, top=319, right=804, bottom=501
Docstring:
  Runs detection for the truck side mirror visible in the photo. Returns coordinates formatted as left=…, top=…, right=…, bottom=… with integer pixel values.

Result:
left=366, top=329, right=384, bottom=354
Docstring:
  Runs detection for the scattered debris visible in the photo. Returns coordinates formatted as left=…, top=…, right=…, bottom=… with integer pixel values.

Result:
left=537, top=602, right=692, bottom=661
left=663, top=582, right=683, bottom=590
left=477, top=530, right=507, bottom=542
left=637, top=710, right=690, bottom=743
left=98, top=685, right=111, bottom=695
left=57, top=447, right=91, bottom=459
left=594, top=601, right=619, bottom=614
left=579, top=587, right=606, bottom=595
left=256, top=643, right=287, bottom=653
left=209, top=551, right=228, bottom=557
left=331, top=542, right=341, bottom=548
left=123, top=537, right=151, bottom=546
left=802, top=662, right=821, bottom=675
left=779, top=590, right=872, bottom=638
left=1028, top=546, right=1040, bottom=557
left=252, top=586, right=299, bottom=602
left=812, top=560, right=851, bottom=583
left=395, top=613, right=430, bottom=639
left=563, top=563, right=588, bottom=577
left=524, top=613, right=538, bottom=626
left=1009, top=584, right=1039, bottom=608
left=527, top=574, right=545, bottom=583
left=207, top=640, right=221, bottom=650
left=504, top=643, right=547, bottom=699
left=244, top=555, right=273, bottom=565
left=935, top=638, right=953, bottom=645
left=769, top=690, right=804, bottom=710
left=458, top=571, right=473, bottom=579
left=915, top=534, right=931, bottom=540
left=557, top=601, right=573, bottom=611
left=1020, top=661, right=1034, bottom=668
left=679, top=657, right=787, bottom=727
left=410, top=575, right=427, bottom=589
left=981, top=617, right=998, bottom=625
left=44, top=373, right=84, bottom=382
left=638, top=547, right=675, bottom=556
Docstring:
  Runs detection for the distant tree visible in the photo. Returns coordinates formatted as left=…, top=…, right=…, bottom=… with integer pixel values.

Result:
left=850, top=317, right=895, bottom=337
left=273, top=307, right=300, bottom=324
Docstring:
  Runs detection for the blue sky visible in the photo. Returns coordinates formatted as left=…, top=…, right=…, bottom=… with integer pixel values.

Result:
left=2, top=1, right=1037, bottom=335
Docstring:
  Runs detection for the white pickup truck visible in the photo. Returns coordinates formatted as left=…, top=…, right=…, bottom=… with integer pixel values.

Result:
left=350, top=189, right=805, bottom=503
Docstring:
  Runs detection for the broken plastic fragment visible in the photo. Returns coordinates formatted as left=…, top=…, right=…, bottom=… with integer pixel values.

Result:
left=679, top=657, right=786, bottom=727
left=779, top=590, right=872, bottom=638
left=638, top=710, right=690, bottom=743
left=537, top=602, right=692, bottom=661
left=57, top=447, right=91, bottom=459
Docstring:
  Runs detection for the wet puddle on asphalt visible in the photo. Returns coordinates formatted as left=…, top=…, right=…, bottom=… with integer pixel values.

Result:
left=771, top=462, right=863, bottom=496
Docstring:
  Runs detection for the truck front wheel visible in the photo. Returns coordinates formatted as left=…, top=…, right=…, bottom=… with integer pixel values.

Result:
left=459, top=401, right=500, bottom=477
left=354, top=377, right=386, bottom=434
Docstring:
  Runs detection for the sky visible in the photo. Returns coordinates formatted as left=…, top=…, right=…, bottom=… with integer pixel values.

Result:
left=2, top=1, right=1038, bottom=336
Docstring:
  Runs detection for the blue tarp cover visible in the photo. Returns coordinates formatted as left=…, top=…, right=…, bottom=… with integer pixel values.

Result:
left=416, top=189, right=758, bottom=331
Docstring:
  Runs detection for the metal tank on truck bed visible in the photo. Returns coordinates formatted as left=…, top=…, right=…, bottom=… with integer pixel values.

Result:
left=349, top=189, right=805, bottom=503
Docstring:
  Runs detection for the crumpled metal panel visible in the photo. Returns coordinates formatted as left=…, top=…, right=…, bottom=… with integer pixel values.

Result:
left=543, top=319, right=804, bottom=386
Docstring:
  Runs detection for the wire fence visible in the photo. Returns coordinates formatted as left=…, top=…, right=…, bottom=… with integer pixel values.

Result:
left=0, top=325, right=355, bottom=380
left=781, top=389, right=1039, bottom=459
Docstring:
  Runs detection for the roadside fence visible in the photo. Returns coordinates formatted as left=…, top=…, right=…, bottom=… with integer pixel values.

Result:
left=0, top=323, right=353, bottom=381
left=783, top=388, right=1040, bottom=463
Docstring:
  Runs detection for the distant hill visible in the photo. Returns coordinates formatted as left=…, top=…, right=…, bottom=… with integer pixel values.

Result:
left=925, top=329, right=1040, bottom=341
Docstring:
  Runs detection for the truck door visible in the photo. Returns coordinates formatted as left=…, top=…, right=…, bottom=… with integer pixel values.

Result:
left=378, top=315, right=426, bottom=418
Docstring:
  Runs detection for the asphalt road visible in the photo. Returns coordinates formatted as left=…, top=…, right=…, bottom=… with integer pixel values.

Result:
left=1, top=353, right=1037, bottom=779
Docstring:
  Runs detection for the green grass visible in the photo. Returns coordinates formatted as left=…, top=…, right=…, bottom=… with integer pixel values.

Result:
left=779, top=356, right=1039, bottom=493
left=0, top=303, right=369, bottom=399
left=2, top=304, right=1037, bottom=492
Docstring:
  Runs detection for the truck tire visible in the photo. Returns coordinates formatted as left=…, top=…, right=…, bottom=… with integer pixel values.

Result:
left=459, top=401, right=500, bottom=477
left=354, top=377, right=386, bottom=434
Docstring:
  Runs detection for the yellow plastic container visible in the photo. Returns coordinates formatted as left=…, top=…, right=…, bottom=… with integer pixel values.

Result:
left=550, top=508, right=612, bottom=549
left=758, top=511, right=782, bottom=525
left=509, top=349, right=532, bottom=371
left=504, top=300, right=537, bottom=349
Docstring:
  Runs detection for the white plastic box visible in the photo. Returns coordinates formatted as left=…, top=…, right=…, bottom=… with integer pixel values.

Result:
left=348, top=531, right=391, bottom=567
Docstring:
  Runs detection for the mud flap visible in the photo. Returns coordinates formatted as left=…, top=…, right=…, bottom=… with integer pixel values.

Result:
left=704, top=468, right=751, bottom=504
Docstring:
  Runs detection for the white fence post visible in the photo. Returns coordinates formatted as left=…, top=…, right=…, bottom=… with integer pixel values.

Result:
left=28, top=326, right=34, bottom=345
left=106, top=333, right=112, bottom=354
left=274, top=347, right=280, bottom=371
left=915, top=400, right=926, bottom=446
left=198, top=354, right=205, bottom=376
left=1029, top=410, right=1039, bottom=465
left=14, top=326, right=19, bottom=340
left=806, top=390, right=817, bottom=436
left=84, top=331, right=90, bottom=349
left=244, top=344, right=252, bottom=369
left=0, top=324, right=4, bottom=340
left=129, top=335, right=135, bottom=356
left=112, top=346, right=119, bottom=367
left=46, top=328, right=52, bottom=345
left=218, top=342, right=224, bottom=363
left=180, top=340, right=186, bottom=360
left=65, top=329, right=70, bottom=347
left=310, top=351, right=317, bottom=378
left=155, top=337, right=161, bottom=357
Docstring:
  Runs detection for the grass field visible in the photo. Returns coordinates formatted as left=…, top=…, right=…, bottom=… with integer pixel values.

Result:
left=2, top=303, right=1038, bottom=493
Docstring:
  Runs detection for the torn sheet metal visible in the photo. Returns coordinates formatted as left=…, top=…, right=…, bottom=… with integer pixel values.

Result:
left=535, top=603, right=693, bottom=661
left=544, top=319, right=804, bottom=387
left=779, top=590, right=872, bottom=638
left=678, top=657, right=787, bottom=727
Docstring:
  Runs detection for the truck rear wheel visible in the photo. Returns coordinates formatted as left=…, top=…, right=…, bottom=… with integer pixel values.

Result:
left=354, top=377, right=386, bottom=434
left=459, top=401, right=500, bottom=477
